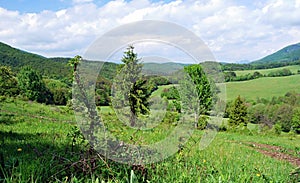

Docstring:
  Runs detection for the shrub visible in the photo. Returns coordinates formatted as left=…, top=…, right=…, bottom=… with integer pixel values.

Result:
left=161, top=86, right=180, bottom=100
left=272, top=123, right=282, bottom=135
left=292, top=107, right=300, bottom=134
left=0, top=66, right=19, bottom=96
left=18, top=67, right=52, bottom=103
left=197, top=115, right=208, bottom=130
left=267, top=68, right=292, bottom=77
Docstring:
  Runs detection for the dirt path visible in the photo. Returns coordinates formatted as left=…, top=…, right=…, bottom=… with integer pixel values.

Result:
left=243, top=142, right=300, bottom=167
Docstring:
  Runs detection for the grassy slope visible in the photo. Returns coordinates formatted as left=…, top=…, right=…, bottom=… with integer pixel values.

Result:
left=1, top=98, right=299, bottom=182
left=225, top=74, right=300, bottom=101
left=234, top=65, right=300, bottom=76
left=150, top=84, right=177, bottom=98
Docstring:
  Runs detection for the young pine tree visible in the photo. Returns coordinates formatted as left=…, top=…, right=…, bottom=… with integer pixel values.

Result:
left=228, top=95, right=248, bottom=127
left=113, top=46, right=151, bottom=127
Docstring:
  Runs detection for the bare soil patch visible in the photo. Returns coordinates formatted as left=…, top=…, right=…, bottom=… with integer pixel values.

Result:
left=244, top=142, right=300, bottom=167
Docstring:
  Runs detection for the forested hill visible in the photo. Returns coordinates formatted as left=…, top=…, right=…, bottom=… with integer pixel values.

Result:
left=252, top=42, right=300, bottom=64
left=0, top=41, right=186, bottom=79
left=0, top=42, right=118, bottom=80
left=0, top=42, right=71, bottom=79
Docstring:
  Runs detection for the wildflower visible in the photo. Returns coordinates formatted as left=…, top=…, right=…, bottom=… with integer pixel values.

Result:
left=256, top=173, right=260, bottom=177
left=17, top=148, right=22, bottom=152
left=203, top=159, right=206, bottom=163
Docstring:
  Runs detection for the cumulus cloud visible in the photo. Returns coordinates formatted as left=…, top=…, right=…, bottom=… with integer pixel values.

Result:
left=0, top=0, right=299, bottom=62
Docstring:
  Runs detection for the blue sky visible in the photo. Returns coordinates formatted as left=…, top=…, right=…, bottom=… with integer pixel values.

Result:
left=0, top=0, right=66, bottom=12
left=0, top=0, right=300, bottom=63
left=0, top=0, right=174, bottom=13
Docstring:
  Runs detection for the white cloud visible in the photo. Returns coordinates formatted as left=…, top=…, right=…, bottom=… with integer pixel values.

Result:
left=72, top=0, right=94, bottom=4
left=0, top=0, right=299, bottom=62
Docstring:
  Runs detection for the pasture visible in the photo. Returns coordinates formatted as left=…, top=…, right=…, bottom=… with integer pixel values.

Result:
left=225, top=74, right=300, bottom=101
left=234, top=65, right=300, bottom=76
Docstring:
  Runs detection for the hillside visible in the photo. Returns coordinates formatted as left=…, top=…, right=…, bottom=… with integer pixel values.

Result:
left=0, top=42, right=71, bottom=79
left=252, top=42, right=300, bottom=64
left=142, top=62, right=187, bottom=75
left=225, top=74, right=300, bottom=101
left=0, top=42, right=118, bottom=80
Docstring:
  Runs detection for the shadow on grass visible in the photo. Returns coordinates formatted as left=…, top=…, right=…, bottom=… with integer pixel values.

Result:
left=0, top=130, right=136, bottom=182
left=0, top=130, right=82, bottom=182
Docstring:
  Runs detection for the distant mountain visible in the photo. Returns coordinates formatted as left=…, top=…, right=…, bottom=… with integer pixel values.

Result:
left=142, top=62, right=188, bottom=75
left=252, top=42, right=300, bottom=64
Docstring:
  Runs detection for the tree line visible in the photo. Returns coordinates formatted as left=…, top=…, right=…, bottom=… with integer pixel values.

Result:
left=225, top=92, right=300, bottom=134
left=224, top=68, right=294, bottom=82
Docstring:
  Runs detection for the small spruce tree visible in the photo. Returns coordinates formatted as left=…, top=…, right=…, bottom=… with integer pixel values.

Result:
left=113, top=46, right=151, bottom=127
left=228, top=95, right=248, bottom=127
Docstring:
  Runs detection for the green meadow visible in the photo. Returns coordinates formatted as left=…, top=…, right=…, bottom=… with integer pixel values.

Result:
left=234, top=65, right=300, bottom=76
left=1, top=98, right=299, bottom=182
left=225, top=74, right=300, bottom=101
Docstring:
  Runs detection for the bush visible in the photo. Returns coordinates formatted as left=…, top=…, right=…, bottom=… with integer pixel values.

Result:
left=52, top=88, right=69, bottom=105
left=167, top=100, right=181, bottom=113
left=272, top=123, right=282, bottom=135
left=248, top=103, right=266, bottom=124
left=163, top=111, right=180, bottom=124
left=197, top=115, right=208, bottom=130
left=267, top=68, right=292, bottom=77
left=148, top=76, right=170, bottom=86
left=18, top=67, right=52, bottom=103
left=0, top=66, right=19, bottom=96
left=44, top=79, right=70, bottom=105
left=292, top=107, right=300, bottom=134
left=275, top=104, right=293, bottom=132
left=161, top=86, right=180, bottom=100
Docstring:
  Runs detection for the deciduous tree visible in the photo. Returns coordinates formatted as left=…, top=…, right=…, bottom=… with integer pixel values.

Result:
left=179, top=64, right=212, bottom=128
left=0, top=66, right=18, bottom=96
left=17, top=67, right=52, bottom=103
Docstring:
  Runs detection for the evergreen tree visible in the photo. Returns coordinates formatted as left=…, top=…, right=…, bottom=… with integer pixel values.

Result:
left=113, top=46, right=150, bottom=127
left=228, top=95, right=248, bottom=127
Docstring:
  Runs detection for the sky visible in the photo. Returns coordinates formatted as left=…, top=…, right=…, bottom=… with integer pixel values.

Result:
left=0, top=0, right=300, bottom=63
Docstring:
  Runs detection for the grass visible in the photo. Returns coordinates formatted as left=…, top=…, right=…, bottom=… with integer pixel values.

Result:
left=234, top=65, right=300, bottom=76
left=150, top=84, right=176, bottom=98
left=1, top=97, right=300, bottom=182
left=225, top=74, right=300, bottom=101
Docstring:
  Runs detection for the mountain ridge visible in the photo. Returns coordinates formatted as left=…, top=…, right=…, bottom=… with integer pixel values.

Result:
left=252, top=42, right=300, bottom=64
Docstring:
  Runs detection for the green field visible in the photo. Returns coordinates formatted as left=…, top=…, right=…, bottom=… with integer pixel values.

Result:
left=149, top=75, right=300, bottom=103
left=1, top=98, right=299, bottom=182
left=234, top=65, right=300, bottom=76
left=150, top=84, right=177, bottom=97
left=225, top=74, right=300, bottom=101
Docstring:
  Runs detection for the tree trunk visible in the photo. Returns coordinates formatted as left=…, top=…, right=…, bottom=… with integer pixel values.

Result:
left=130, top=112, right=136, bottom=127
left=194, top=112, right=198, bottom=129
